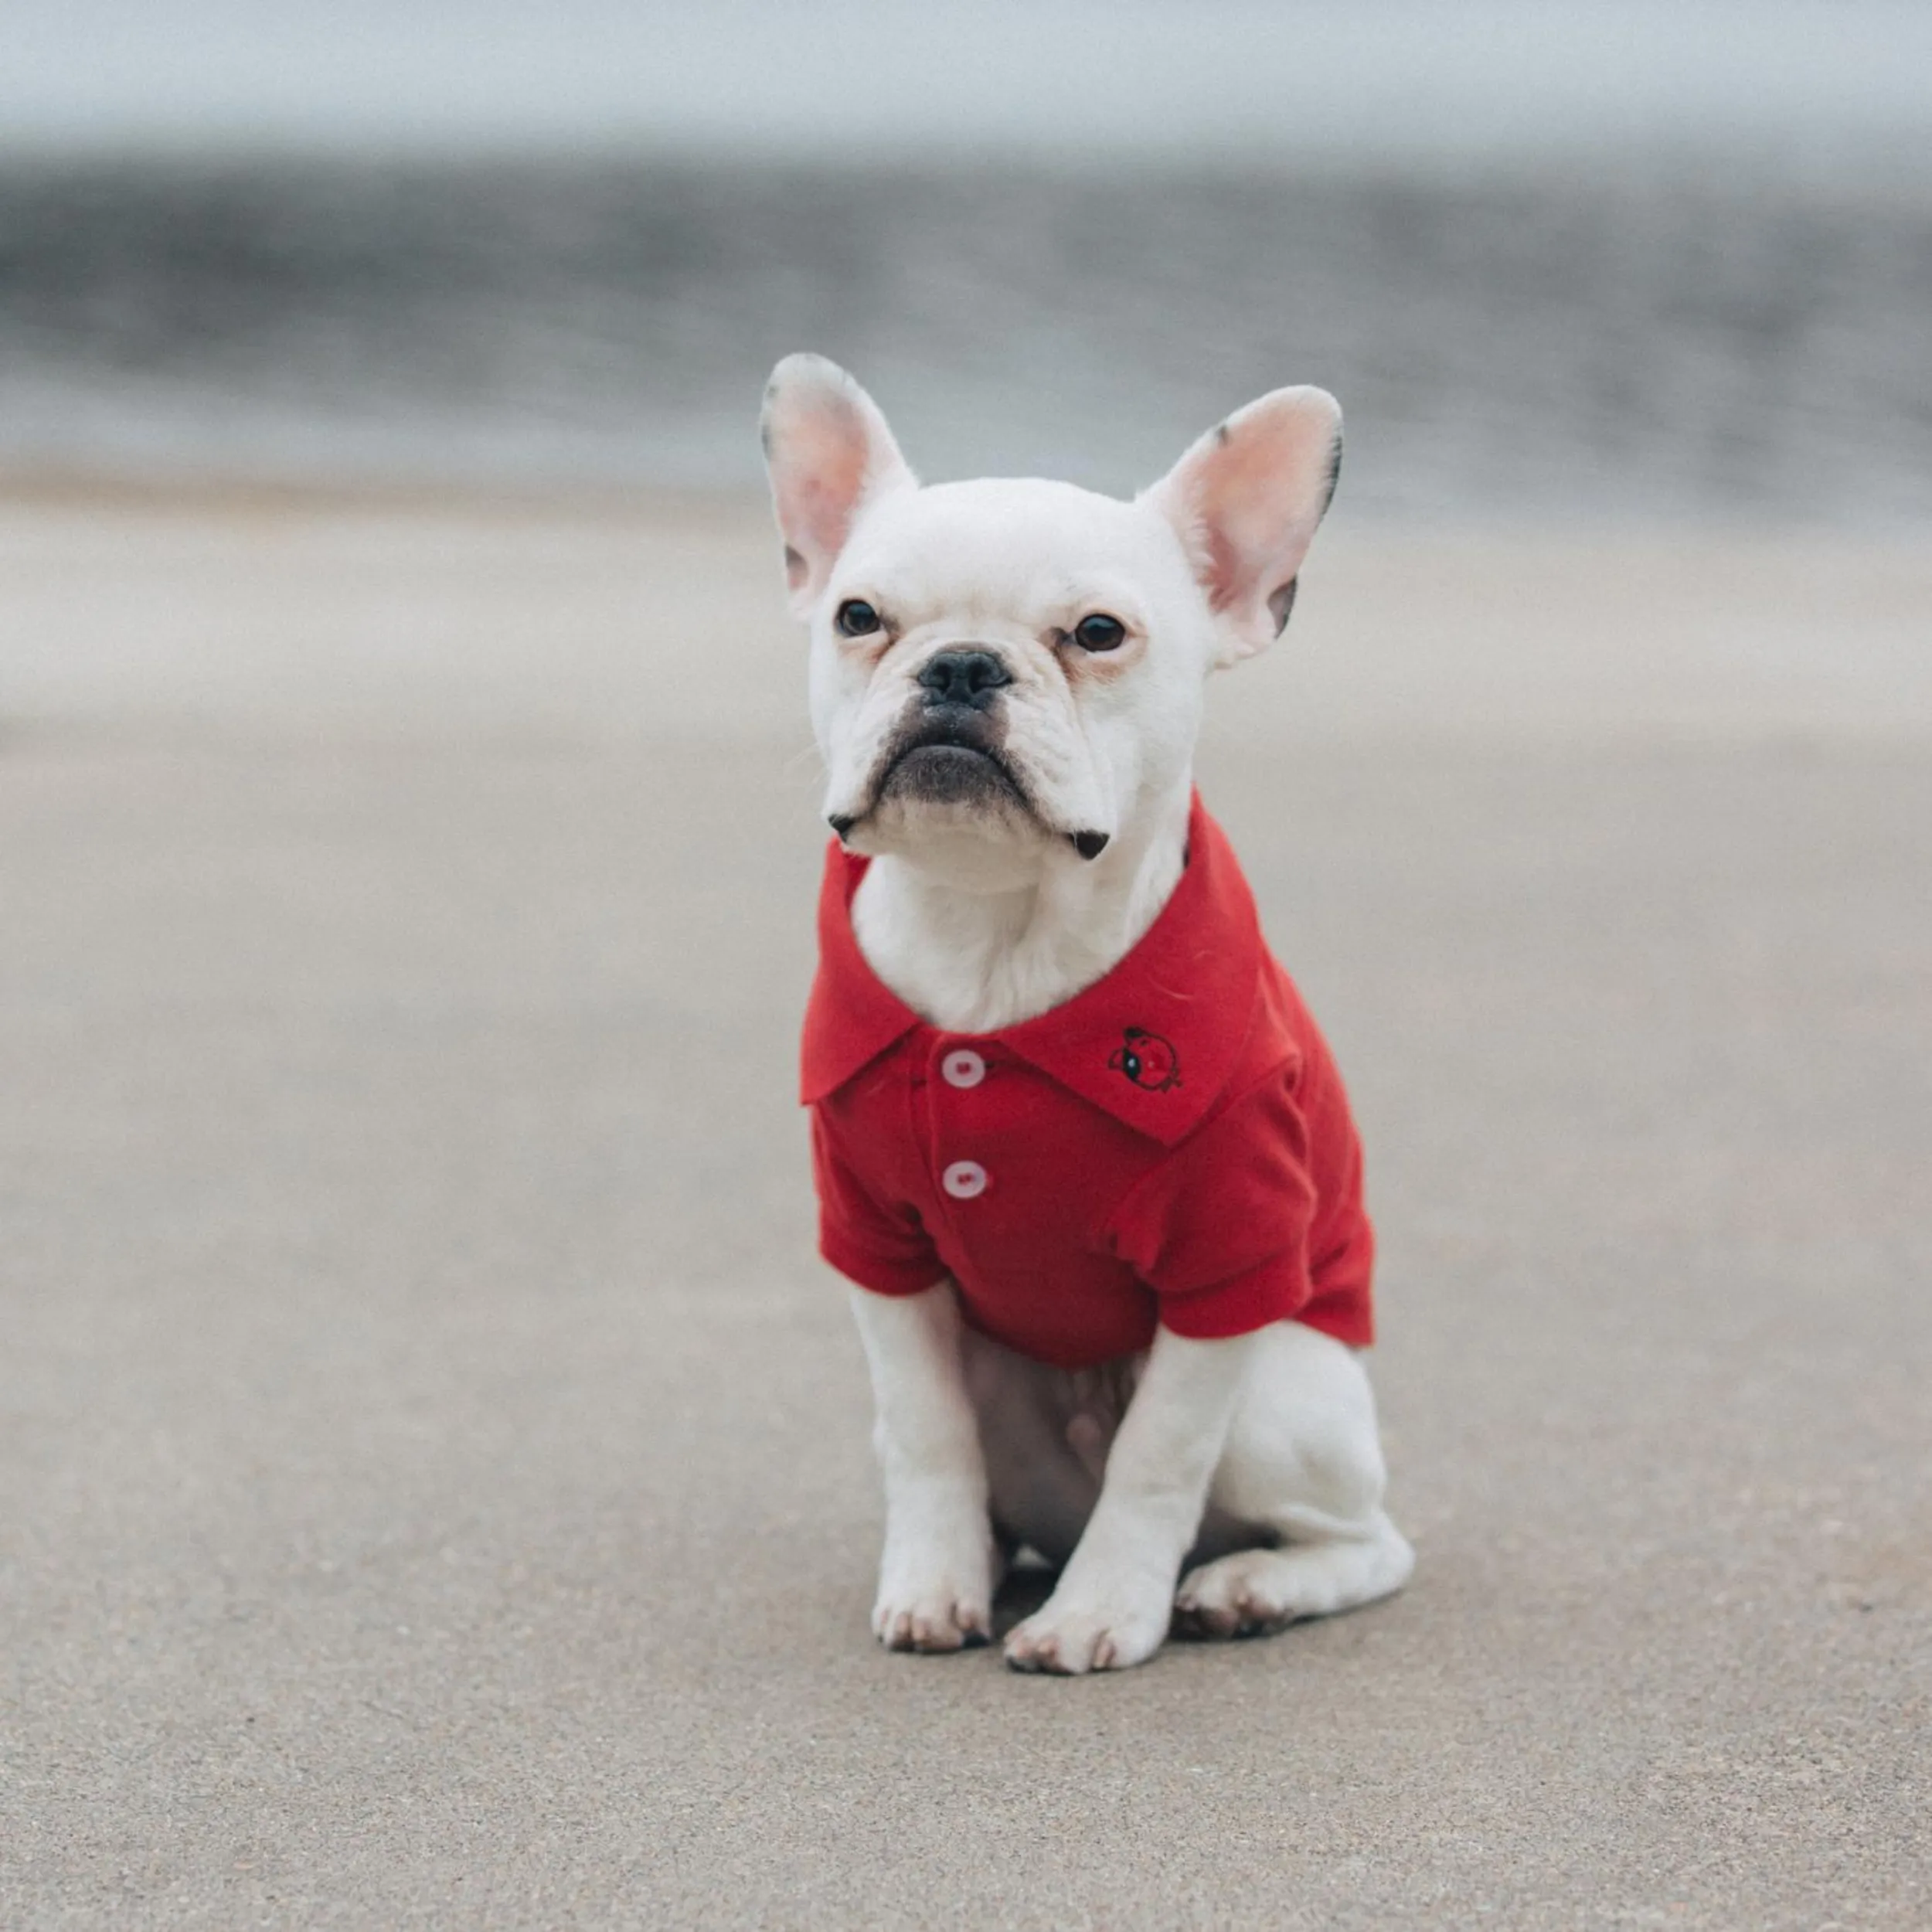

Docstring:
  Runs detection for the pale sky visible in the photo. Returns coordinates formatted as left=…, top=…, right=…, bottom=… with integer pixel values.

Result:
left=4, top=0, right=1930, bottom=165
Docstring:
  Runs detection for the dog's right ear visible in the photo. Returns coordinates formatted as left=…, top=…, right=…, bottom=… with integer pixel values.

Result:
left=760, top=355, right=916, bottom=617
left=1142, top=386, right=1342, bottom=666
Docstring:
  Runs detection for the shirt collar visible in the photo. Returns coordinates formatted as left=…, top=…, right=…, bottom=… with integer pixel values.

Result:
left=801, top=791, right=1267, bottom=1147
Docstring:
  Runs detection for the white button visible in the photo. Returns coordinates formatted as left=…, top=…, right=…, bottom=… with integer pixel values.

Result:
left=941, top=1160, right=988, bottom=1200
left=941, top=1049, right=987, bottom=1089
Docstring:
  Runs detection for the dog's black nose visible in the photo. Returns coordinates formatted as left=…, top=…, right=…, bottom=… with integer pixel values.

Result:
left=918, top=649, right=1012, bottom=709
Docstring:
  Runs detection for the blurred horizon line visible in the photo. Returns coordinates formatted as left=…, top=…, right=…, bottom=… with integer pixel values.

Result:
left=3, top=155, right=1927, bottom=525
left=4, top=145, right=1929, bottom=199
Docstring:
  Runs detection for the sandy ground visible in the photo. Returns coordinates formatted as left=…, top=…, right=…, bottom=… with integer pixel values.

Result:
left=2, top=491, right=1929, bottom=1928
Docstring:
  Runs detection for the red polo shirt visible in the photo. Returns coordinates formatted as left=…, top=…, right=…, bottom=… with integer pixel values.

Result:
left=801, top=793, right=1375, bottom=1370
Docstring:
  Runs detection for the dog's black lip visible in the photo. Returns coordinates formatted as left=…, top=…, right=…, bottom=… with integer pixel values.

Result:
left=883, top=736, right=994, bottom=777
left=844, top=705, right=1041, bottom=833
left=860, top=726, right=1036, bottom=827
left=880, top=714, right=1027, bottom=791
left=880, top=740, right=1030, bottom=805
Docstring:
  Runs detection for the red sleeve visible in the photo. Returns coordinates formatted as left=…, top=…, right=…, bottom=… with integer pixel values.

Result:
left=811, top=1110, right=947, bottom=1298
left=1104, top=1068, right=1318, bottom=1341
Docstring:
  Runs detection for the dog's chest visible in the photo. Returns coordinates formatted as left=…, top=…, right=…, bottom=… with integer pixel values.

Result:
left=848, top=849, right=1182, bottom=1035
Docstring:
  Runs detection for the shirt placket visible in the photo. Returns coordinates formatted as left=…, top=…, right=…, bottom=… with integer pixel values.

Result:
left=917, top=1036, right=997, bottom=1247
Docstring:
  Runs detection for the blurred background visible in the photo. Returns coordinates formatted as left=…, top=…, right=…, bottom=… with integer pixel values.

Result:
left=6, top=9, right=1931, bottom=1923
left=4, top=0, right=1930, bottom=520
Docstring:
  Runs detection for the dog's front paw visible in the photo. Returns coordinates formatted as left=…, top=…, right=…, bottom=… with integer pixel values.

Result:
left=1003, top=1583, right=1170, bottom=1675
left=872, top=1542, right=993, bottom=1654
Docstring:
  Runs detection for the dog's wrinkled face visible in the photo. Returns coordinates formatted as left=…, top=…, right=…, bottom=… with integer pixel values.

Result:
left=761, top=355, right=1342, bottom=889
left=805, top=477, right=1207, bottom=882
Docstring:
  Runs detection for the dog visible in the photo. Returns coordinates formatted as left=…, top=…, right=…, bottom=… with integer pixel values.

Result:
left=763, top=354, right=1413, bottom=1674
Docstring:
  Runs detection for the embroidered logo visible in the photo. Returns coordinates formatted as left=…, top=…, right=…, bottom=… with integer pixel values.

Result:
left=1109, top=1026, right=1181, bottom=1093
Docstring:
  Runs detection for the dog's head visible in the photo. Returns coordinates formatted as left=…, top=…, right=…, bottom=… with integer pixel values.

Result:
left=761, top=355, right=1341, bottom=887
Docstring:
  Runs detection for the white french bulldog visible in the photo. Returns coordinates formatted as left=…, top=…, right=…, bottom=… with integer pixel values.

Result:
left=764, top=353, right=1412, bottom=1674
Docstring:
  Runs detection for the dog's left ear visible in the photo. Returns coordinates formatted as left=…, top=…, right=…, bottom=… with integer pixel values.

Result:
left=760, top=354, right=917, bottom=617
left=1142, top=386, right=1342, bottom=665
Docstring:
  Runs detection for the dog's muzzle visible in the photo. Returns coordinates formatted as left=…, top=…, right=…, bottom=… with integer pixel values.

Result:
left=828, top=645, right=1110, bottom=859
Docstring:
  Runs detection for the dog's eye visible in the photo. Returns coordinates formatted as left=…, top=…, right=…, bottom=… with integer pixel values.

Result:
left=1072, top=613, right=1127, bottom=652
left=835, top=599, right=882, bottom=638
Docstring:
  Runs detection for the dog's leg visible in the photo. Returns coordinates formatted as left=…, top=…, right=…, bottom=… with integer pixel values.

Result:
left=848, top=1283, right=998, bottom=1652
left=1004, top=1326, right=1256, bottom=1674
left=1175, top=1320, right=1413, bottom=1636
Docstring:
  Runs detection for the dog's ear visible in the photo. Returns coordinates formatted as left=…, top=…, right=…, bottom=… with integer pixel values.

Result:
left=1142, top=386, right=1342, bottom=665
left=760, top=354, right=916, bottom=617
